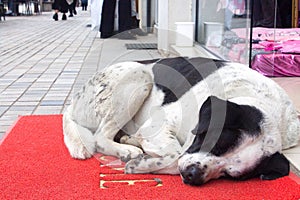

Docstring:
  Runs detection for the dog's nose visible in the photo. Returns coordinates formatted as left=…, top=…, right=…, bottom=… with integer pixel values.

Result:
left=181, top=164, right=204, bottom=185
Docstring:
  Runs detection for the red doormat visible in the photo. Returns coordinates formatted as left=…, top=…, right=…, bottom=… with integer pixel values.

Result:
left=0, top=115, right=299, bottom=199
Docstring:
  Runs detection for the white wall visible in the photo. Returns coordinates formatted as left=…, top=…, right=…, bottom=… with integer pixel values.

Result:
left=157, top=0, right=193, bottom=53
left=157, top=0, right=169, bottom=53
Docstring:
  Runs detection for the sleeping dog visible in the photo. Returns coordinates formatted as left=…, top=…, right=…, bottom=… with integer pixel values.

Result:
left=63, top=57, right=300, bottom=185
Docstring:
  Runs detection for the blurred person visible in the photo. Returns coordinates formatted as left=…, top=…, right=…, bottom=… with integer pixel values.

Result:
left=81, top=0, right=88, bottom=11
left=69, top=0, right=77, bottom=17
left=90, top=0, right=103, bottom=30
left=52, top=0, right=73, bottom=21
left=99, top=0, right=135, bottom=39
left=7, top=0, right=13, bottom=15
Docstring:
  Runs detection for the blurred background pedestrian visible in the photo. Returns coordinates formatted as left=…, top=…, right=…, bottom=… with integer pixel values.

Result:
left=52, top=0, right=73, bottom=20
left=81, top=0, right=88, bottom=11
left=68, top=0, right=77, bottom=17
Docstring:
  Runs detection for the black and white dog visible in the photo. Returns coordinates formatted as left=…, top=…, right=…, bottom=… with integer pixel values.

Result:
left=63, top=57, right=300, bottom=185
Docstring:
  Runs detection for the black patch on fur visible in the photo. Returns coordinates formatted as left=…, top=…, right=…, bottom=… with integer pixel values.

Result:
left=136, top=58, right=161, bottom=64
left=114, top=130, right=127, bottom=143
left=187, top=96, right=263, bottom=156
left=194, top=96, right=263, bottom=134
left=187, top=128, right=241, bottom=156
left=152, top=57, right=227, bottom=105
left=226, top=152, right=290, bottom=180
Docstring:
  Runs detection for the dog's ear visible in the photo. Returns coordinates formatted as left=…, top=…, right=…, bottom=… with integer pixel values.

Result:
left=192, top=96, right=224, bottom=135
left=189, top=96, right=240, bottom=155
left=259, top=152, right=290, bottom=180
left=192, top=96, right=239, bottom=135
left=192, top=96, right=263, bottom=136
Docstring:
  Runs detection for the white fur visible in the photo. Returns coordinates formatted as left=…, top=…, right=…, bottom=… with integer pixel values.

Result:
left=63, top=62, right=153, bottom=160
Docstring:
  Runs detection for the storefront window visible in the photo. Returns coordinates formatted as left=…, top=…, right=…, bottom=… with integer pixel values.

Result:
left=250, top=0, right=300, bottom=77
left=195, top=0, right=300, bottom=76
left=195, top=0, right=251, bottom=65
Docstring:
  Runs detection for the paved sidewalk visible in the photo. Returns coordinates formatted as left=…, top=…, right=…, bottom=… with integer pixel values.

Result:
left=0, top=10, right=162, bottom=139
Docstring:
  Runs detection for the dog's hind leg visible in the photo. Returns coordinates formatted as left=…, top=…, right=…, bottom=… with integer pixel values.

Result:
left=63, top=62, right=153, bottom=160
left=94, top=65, right=153, bottom=161
left=63, top=105, right=96, bottom=159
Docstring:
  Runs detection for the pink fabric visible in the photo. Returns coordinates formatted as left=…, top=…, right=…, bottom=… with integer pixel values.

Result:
left=251, top=53, right=300, bottom=77
left=258, top=41, right=282, bottom=51
left=249, top=28, right=300, bottom=77
left=252, top=28, right=300, bottom=41
left=281, top=41, right=300, bottom=54
left=227, top=28, right=300, bottom=77
left=254, top=41, right=300, bottom=52
left=233, top=28, right=300, bottom=41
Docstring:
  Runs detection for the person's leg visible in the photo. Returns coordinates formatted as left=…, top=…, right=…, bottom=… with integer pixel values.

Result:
left=60, top=0, right=69, bottom=20
left=53, top=10, right=59, bottom=21
left=118, top=0, right=136, bottom=39
left=99, top=0, right=117, bottom=38
left=62, top=12, right=67, bottom=20
left=69, top=3, right=74, bottom=17
left=52, top=0, right=59, bottom=21
left=73, top=0, right=77, bottom=14
left=118, top=0, right=132, bottom=32
left=84, top=0, right=88, bottom=10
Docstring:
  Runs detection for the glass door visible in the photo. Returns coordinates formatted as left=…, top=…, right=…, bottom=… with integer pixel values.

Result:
left=195, top=0, right=252, bottom=65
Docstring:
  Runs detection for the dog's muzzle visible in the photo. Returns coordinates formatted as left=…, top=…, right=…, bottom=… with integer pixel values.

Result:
left=178, top=152, right=226, bottom=186
left=179, top=164, right=206, bottom=186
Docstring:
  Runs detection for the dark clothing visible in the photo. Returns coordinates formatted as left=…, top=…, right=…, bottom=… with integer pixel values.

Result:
left=52, top=0, right=69, bottom=13
left=99, top=0, right=132, bottom=38
left=81, top=0, right=88, bottom=10
left=277, top=0, right=292, bottom=28
left=100, top=0, right=116, bottom=38
left=252, top=0, right=282, bottom=28
left=69, top=0, right=77, bottom=15
left=118, top=0, right=132, bottom=32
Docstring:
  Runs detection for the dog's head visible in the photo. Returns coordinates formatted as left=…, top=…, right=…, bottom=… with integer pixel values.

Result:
left=178, top=96, right=290, bottom=185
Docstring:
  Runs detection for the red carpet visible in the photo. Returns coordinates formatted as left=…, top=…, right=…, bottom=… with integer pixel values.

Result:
left=0, top=115, right=299, bottom=199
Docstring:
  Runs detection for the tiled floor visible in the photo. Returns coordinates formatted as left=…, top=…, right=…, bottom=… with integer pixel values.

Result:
left=0, top=11, right=162, bottom=139
left=0, top=11, right=299, bottom=176
left=273, top=78, right=300, bottom=173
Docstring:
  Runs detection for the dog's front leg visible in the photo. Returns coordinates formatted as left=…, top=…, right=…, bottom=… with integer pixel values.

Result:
left=124, top=132, right=182, bottom=174
left=125, top=111, right=183, bottom=174
left=125, top=153, right=180, bottom=174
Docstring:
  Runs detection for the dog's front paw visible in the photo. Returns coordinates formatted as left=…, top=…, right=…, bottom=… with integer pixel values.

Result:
left=125, top=157, right=143, bottom=174
left=119, top=145, right=143, bottom=163
left=124, top=154, right=153, bottom=174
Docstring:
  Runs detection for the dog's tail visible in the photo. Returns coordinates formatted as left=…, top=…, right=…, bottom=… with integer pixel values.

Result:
left=62, top=105, right=96, bottom=159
